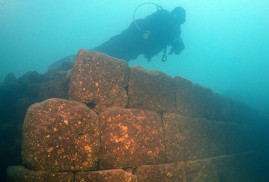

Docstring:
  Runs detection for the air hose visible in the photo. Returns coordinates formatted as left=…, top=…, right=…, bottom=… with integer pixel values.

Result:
left=133, top=2, right=163, bottom=32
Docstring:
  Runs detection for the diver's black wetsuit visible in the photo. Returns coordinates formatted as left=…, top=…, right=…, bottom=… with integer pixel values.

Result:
left=48, top=7, right=186, bottom=71
left=92, top=7, right=186, bottom=62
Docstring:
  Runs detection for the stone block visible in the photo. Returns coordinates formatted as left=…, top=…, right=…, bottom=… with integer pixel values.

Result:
left=128, top=66, right=176, bottom=112
left=99, top=107, right=165, bottom=169
left=22, top=98, right=100, bottom=171
left=38, top=70, right=71, bottom=100
left=175, top=76, right=220, bottom=119
left=163, top=113, right=257, bottom=162
left=135, top=162, right=187, bottom=182
left=7, top=166, right=74, bottom=182
left=69, top=50, right=128, bottom=113
left=186, top=152, right=267, bottom=182
left=175, top=76, right=256, bottom=123
left=75, top=169, right=137, bottom=182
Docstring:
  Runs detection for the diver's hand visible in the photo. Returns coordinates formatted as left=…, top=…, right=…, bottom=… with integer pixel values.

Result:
left=170, top=38, right=185, bottom=55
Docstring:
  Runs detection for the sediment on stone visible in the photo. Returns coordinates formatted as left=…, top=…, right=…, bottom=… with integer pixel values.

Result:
left=75, top=169, right=137, bottom=182
left=22, top=98, right=100, bottom=171
left=185, top=151, right=267, bottom=182
left=174, top=76, right=257, bottom=124
left=99, top=107, right=165, bottom=169
left=128, top=66, right=176, bottom=113
left=68, top=50, right=129, bottom=113
left=135, top=162, right=187, bottom=182
left=163, top=112, right=257, bottom=163
left=4, top=49, right=268, bottom=182
left=7, top=166, right=74, bottom=182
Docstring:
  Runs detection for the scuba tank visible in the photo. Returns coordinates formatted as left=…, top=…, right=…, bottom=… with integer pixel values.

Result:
left=133, top=2, right=168, bottom=62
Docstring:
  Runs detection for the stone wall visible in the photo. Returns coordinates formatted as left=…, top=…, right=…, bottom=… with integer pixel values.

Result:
left=7, top=50, right=268, bottom=182
left=0, top=70, right=71, bottom=181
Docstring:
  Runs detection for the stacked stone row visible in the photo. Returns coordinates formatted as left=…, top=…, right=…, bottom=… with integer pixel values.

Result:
left=8, top=50, right=260, bottom=182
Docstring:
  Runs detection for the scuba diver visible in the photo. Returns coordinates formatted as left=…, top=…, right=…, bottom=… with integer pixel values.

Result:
left=92, top=4, right=186, bottom=62
left=48, top=4, right=186, bottom=72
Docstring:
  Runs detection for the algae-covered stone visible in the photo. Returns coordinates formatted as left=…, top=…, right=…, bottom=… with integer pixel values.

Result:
left=22, top=98, right=100, bottom=171
left=128, top=66, right=176, bottom=112
left=175, top=76, right=219, bottom=120
left=38, top=70, right=71, bottom=100
left=99, top=107, right=165, bottom=169
left=69, top=50, right=128, bottom=113
left=175, top=76, right=256, bottom=124
left=0, top=70, right=71, bottom=182
left=163, top=113, right=256, bottom=162
left=135, top=162, right=187, bottom=182
left=75, top=169, right=137, bottom=182
left=186, top=152, right=266, bottom=182
left=7, top=166, right=74, bottom=182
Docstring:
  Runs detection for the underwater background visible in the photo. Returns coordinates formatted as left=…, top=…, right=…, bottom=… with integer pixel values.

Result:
left=0, top=0, right=269, bottom=113
left=1, top=0, right=269, bottom=181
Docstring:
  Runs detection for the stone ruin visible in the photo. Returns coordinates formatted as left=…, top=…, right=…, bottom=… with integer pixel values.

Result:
left=7, top=50, right=269, bottom=181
